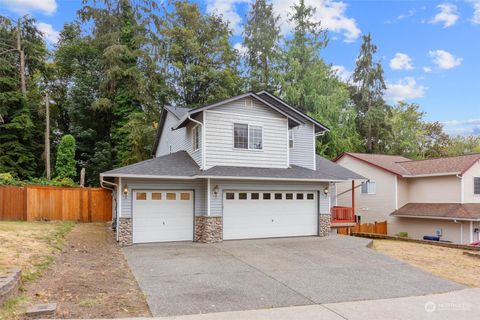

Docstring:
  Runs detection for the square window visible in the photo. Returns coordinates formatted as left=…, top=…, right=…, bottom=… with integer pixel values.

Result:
left=249, top=125, right=263, bottom=150
left=286, top=193, right=293, bottom=200
left=263, top=193, right=271, bottom=200
left=234, top=123, right=248, bottom=149
left=239, top=193, right=247, bottom=200
left=166, top=192, right=176, bottom=200
left=180, top=192, right=190, bottom=200
left=274, top=193, right=282, bottom=200
left=307, top=193, right=314, bottom=200
left=251, top=193, right=259, bottom=200
left=475, top=177, right=480, bottom=195
left=296, top=193, right=304, bottom=200
left=151, top=192, right=161, bottom=200
left=361, top=181, right=376, bottom=194
left=136, top=192, right=146, bottom=200
left=226, top=192, right=235, bottom=200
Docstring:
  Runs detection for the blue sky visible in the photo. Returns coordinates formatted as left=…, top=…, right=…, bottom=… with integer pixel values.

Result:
left=1, top=0, right=479, bottom=136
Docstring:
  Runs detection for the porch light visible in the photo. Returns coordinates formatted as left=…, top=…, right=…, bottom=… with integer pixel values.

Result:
left=123, top=184, right=129, bottom=198
left=213, top=185, right=219, bottom=198
left=323, top=187, right=329, bottom=195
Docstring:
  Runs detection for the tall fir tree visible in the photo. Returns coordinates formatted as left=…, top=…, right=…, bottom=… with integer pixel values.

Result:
left=350, top=33, right=389, bottom=153
left=242, top=0, right=281, bottom=92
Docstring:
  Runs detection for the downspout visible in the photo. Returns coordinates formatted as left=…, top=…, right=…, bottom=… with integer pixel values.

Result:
left=453, top=219, right=463, bottom=244
left=100, top=175, right=120, bottom=241
left=188, top=113, right=204, bottom=170
left=456, top=174, right=464, bottom=204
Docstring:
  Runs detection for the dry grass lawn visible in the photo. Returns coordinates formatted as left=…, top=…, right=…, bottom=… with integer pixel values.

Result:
left=372, top=239, right=480, bottom=287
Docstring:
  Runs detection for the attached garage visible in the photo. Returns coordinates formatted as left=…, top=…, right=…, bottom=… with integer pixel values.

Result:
left=132, top=190, right=194, bottom=243
left=223, top=191, right=318, bottom=240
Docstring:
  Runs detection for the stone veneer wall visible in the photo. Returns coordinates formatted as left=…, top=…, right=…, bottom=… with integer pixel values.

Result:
left=319, top=214, right=331, bottom=237
left=118, top=218, right=132, bottom=246
left=195, top=216, right=223, bottom=243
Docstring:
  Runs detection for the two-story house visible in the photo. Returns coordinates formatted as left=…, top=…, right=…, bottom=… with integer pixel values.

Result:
left=334, top=152, right=480, bottom=244
left=100, top=92, right=362, bottom=245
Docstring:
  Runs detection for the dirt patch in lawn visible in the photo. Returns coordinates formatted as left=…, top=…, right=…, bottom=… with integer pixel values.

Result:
left=20, top=223, right=150, bottom=319
left=372, top=239, right=480, bottom=287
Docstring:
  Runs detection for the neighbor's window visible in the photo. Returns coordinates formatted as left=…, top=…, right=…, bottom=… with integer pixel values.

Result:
left=289, top=129, right=294, bottom=148
left=474, top=177, right=480, bottom=195
left=234, top=123, right=263, bottom=150
left=361, top=181, right=376, bottom=194
left=192, top=125, right=200, bottom=151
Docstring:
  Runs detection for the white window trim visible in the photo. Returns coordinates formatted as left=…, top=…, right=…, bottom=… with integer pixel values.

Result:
left=474, top=177, right=480, bottom=196
left=192, top=124, right=200, bottom=151
left=233, top=122, right=264, bottom=151
left=361, top=180, right=376, bottom=195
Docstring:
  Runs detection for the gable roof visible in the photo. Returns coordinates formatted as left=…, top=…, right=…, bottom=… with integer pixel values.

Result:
left=151, top=106, right=191, bottom=156
left=335, top=152, right=480, bottom=177
left=102, top=151, right=364, bottom=181
left=164, top=105, right=189, bottom=119
left=390, top=203, right=480, bottom=221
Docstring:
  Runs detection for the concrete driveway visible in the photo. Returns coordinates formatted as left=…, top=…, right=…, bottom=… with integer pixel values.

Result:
left=123, top=236, right=463, bottom=317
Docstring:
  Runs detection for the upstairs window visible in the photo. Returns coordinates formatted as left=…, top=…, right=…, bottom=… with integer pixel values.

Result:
left=192, top=125, right=200, bottom=151
left=234, top=123, right=263, bottom=150
left=289, top=129, right=294, bottom=148
left=474, top=177, right=480, bottom=195
left=361, top=181, right=376, bottom=195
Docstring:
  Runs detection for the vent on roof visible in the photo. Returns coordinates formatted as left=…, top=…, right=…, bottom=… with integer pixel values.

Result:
left=244, top=98, right=253, bottom=109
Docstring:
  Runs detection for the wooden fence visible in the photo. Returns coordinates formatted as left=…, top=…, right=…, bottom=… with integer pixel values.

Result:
left=336, top=220, right=388, bottom=236
left=0, top=185, right=112, bottom=222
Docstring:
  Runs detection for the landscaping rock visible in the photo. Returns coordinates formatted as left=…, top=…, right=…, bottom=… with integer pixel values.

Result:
left=26, top=303, right=57, bottom=318
left=0, top=268, right=21, bottom=306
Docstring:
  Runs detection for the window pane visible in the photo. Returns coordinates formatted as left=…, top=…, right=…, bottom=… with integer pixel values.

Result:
left=152, top=192, right=161, bottom=200
left=286, top=193, right=293, bottom=200
left=166, top=192, right=176, bottom=200
left=226, top=192, right=235, bottom=200
left=180, top=192, right=190, bottom=200
left=474, top=177, right=480, bottom=195
left=192, top=126, right=200, bottom=150
left=234, top=123, right=248, bottom=149
left=263, top=193, right=271, bottom=200
left=249, top=125, right=263, bottom=150
left=136, top=192, right=146, bottom=200
left=274, top=193, right=282, bottom=200
left=289, top=130, right=294, bottom=148
left=361, top=182, right=368, bottom=194
left=239, top=192, right=247, bottom=200
left=251, top=193, right=259, bottom=200
left=368, top=182, right=376, bottom=194
left=296, top=193, right=304, bottom=200
left=307, top=193, right=314, bottom=200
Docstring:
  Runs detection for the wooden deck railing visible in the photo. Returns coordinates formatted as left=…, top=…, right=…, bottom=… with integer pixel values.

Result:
left=330, top=206, right=355, bottom=223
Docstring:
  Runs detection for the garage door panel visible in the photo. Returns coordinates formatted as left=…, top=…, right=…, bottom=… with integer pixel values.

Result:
left=133, top=191, right=193, bottom=243
left=223, top=191, right=317, bottom=240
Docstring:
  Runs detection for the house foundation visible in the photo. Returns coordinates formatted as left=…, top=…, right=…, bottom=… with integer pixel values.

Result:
left=319, top=214, right=331, bottom=237
left=118, top=217, right=133, bottom=246
left=195, top=216, right=223, bottom=243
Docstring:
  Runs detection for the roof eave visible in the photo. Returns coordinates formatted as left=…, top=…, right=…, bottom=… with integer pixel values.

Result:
left=391, top=213, right=480, bottom=221
left=335, top=152, right=405, bottom=177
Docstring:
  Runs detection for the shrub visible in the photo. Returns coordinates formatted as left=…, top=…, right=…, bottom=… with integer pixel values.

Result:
left=55, top=135, right=77, bottom=180
left=0, top=173, right=24, bottom=186
left=396, top=231, right=408, bottom=238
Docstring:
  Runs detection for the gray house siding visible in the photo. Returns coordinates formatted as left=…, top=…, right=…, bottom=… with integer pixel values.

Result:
left=289, top=123, right=315, bottom=170
left=204, top=98, right=289, bottom=169
left=119, top=178, right=206, bottom=218
left=208, top=179, right=331, bottom=216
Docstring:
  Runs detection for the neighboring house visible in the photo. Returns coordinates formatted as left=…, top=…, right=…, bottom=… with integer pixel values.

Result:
left=334, top=152, right=480, bottom=244
left=100, top=91, right=362, bottom=245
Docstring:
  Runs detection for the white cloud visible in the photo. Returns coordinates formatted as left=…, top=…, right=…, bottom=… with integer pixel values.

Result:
left=467, top=0, right=480, bottom=24
left=443, top=119, right=480, bottom=136
left=207, top=0, right=361, bottom=42
left=389, top=53, right=414, bottom=70
left=385, top=77, right=426, bottom=102
left=234, top=42, right=248, bottom=55
left=429, top=3, right=459, bottom=28
left=429, top=50, right=462, bottom=70
left=0, top=0, right=57, bottom=15
left=36, top=22, right=59, bottom=44
left=331, top=65, right=351, bottom=82
left=423, top=66, right=432, bottom=73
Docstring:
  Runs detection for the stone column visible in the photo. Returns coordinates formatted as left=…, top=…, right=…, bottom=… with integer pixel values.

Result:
left=195, top=216, right=223, bottom=243
left=118, top=217, right=132, bottom=246
left=319, top=214, right=331, bottom=237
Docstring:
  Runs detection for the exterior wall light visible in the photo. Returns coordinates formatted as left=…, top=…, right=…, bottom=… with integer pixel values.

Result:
left=323, top=187, right=329, bottom=196
left=123, top=184, right=129, bottom=198
left=213, top=185, right=219, bottom=198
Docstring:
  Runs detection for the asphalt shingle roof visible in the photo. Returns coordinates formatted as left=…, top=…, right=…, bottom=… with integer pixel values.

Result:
left=391, top=203, right=480, bottom=220
left=164, top=105, right=190, bottom=119
left=101, top=151, right=364, bottom=181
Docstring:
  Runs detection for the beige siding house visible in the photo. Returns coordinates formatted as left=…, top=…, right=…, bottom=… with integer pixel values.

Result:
left=335, top=153, right=480, bottom=244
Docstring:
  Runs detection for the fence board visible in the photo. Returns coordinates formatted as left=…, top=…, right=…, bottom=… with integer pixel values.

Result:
left=336, top=221, right=388, bottom=236
left=0, top=185, right=111, bottom=222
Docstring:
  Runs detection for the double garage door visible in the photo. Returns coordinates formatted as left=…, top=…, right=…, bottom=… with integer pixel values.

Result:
left=132, top=189, right=318, bottom=243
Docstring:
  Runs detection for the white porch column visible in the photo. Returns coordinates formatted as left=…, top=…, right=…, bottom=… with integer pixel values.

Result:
left=207, top=178, right=211, bottom=216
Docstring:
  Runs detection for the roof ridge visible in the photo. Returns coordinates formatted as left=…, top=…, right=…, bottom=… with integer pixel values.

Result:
left=396, top=153, right=480, bottom=164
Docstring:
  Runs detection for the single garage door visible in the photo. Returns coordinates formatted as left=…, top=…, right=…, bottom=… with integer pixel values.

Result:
left=223, top=191, right=318, bottom=240
left=132, top=190, right=193, bottom=243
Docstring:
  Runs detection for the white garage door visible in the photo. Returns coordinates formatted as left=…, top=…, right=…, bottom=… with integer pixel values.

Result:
left=223, top=191, right=318, bottom=240
left=132, top=190, right=193, bottom=243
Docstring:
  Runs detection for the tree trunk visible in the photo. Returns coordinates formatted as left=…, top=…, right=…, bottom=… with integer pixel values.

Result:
left=45, top=93, right=51, bottom=180
left=367, top=123, right=372, bottom=152
left=17, top=19, right=26, bottom=95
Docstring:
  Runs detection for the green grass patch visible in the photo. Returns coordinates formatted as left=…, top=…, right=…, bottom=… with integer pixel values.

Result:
left=0, top=295, right=28, bottom=320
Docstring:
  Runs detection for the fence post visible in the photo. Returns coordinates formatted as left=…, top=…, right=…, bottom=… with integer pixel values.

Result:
left=88, top=188, right=92, bottom=222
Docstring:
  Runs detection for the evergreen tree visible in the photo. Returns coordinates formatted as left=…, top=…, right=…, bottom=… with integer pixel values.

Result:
left=350, top=33, right=389, bottom=153
left=160, top=0, right=242, bottom=107
left=55, top=134, right=77, bottom=179
left=243, top=0, right=281, bottom=91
